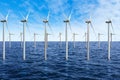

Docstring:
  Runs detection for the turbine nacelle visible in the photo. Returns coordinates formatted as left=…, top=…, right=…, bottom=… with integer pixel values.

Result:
left=43, top=20, right=48, bottom=23
left=64, top=20, right=69, bottom=23
left=106, top=20, right=111, bottom=23
left=85, top=20, right=91, bottom=24
left=21, top=20, right=27, bottom=22
left=0, top=20, right=7, bottom=22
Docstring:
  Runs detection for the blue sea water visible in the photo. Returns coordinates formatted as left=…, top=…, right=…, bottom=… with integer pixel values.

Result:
left=0, top=42, right=120, bottom=80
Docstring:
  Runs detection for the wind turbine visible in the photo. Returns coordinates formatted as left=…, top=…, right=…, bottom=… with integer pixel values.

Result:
left=83, top=32, right=87, bottom=48
left=73, top=33, right=78, bottom=48
left=58, top=32, right=62, bottom=48
left=9, top=33, right=14, bottom=48
left=20, top=32, right=23, bottom=48
left=110, top=33, right=116, bottom=48
left=105, top=20, right=114, bottom=60
left=85, top=17, right=96, bottom=60
left=33, top=33, right=40, bottom=48
left=98, top=33, right=103, bottom=48
left=20, top=12, right=30, bottom=60
left=0, top=12, right=9, bottom=60
left=43, top=11, right=53, bottom=60
left=63, top=10, right=73, bottom=60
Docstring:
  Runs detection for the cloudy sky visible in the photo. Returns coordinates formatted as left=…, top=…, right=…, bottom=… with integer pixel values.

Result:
left=0, top=0, right=120, bottom=41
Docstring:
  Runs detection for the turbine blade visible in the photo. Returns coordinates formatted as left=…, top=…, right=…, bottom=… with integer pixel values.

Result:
left=47, top=11, right=50, bottom=21
left=6, top=22, right=10, bottom=33
left=68, top=9, right=73, bottom=21
left=111, top=22, right=115, bottom=33
left=6, top=11, right=10, bottom=21
left=47, top=22, right=54, bottom=35
left=26, top=11, right=30, bottom=20
left=68, top=22, right=72, bottom=33
left=26, top=22, right=31, bottom=35
left=90, top=23, right=97, bottom=38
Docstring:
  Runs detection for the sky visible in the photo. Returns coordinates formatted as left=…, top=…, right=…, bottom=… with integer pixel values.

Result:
left=0, top=0, right=120, bottom=41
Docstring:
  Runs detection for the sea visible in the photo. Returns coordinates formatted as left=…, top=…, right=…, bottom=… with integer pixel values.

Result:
left=0, top=42, right=120, bottom=80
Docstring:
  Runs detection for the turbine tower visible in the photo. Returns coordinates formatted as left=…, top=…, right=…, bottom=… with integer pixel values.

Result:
left=85, top=17, right=96, bottom=60
left=63, top=10, right=72, bottom=60
left=105, top=20, right=114, bottom=60
left=34, top=33, right=40, bottom=48
left=20, top=12, right=30, bottom=60
left=9, top=33, right=14, bottom=48
left=73, top=33, right=78, bottom=48
left=98, top=33, right=103, bottom=48
left=0, top=12, right=9, bottom=60
left=43, top=11, right=53, bottom=60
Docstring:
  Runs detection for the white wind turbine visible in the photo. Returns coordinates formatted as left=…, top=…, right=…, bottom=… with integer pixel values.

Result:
left=105, top=20, right=114, bottom=60
left=33, top=33, right=40, bottom=48
left=98, top=33, right=103, bottom=48
left=8, top=33, right=14, bottom=48
left=110, top=33, right=116, bottom=48
left=19, top=32, right=23, bottom=48
left=63, top=10, right=73, bottom=60
left=43, top=11, right=53, bottom=60
left=58, top=32, right=62, bottom=48
left=72, top=33, right=78, bottom=48
left=85, top=17, right=96, bottom=60
left=0, top=12, right=9, bottom=60
left=83, top=32, right=87, bottom=48
left=20, top=12, right=30, bottom=60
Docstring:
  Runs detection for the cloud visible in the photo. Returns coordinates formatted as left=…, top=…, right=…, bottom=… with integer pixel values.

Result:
left=0, top=0, right=120, bottom=41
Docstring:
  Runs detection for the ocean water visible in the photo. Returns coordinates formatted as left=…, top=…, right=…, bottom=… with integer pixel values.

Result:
left=0, top=42, right=120, bottom=80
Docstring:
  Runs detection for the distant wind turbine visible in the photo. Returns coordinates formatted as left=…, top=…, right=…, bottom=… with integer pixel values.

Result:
left=20, top=11, right=30, bottom=60
left=98, top=33, right=103, bottom=48
left=33, top=33, right=40, bottom=48
left=83, top=32, right=87, bottom=48
left=58, top=32, right=62, bottom=48
left=63, top=10, right=73, bottom=60
left=20, top=32, right=23, bottom=48
left=73, top=33, right=78, bottom=48
left=9, top=33, right=14, bottom=48
left=110, top=33, right=116, bottom=48
left=0, top=12, right=9, bottom=60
